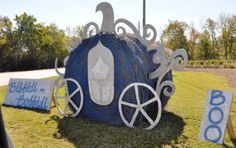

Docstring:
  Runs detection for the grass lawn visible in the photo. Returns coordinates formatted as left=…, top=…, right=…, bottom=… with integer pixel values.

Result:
left=1, top=71, right=236, bottom=147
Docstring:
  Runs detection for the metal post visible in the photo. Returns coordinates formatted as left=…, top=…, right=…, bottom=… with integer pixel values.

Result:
left=143, top=0, right=146, bottom=27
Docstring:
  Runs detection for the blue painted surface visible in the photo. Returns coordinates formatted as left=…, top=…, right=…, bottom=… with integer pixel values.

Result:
left=65, top=34, right=172, bottom=125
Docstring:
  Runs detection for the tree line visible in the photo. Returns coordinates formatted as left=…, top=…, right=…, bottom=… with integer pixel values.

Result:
left=0, top=12, right=236, bottom=72
left=161, top=14, right=236, bottom=60
left=0, top=13, right=69, bottom=72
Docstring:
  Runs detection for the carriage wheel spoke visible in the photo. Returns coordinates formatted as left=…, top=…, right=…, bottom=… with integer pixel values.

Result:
left=130, top=109, right=139, bottom=126
left=141, top=97, right=157, bottom=107
left=121, top=101, right=137, bottom=108
left=134, top=85, right=140, bottom=105
left=140, top=108, right=154, bottom=125
left=65, top=83, right=80, bottom=112
left=68, top=98, right=80, bottom=111
left=69, top=88, right=80, bottom=98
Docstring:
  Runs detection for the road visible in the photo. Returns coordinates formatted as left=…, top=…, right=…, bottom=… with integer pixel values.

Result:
left=0, top=68, right=65, bottom=86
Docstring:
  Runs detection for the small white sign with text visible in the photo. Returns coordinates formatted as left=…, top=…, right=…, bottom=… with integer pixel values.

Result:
left=4, top=78, right=55, bottom=111
left=200, top=90, right=234, bottom=144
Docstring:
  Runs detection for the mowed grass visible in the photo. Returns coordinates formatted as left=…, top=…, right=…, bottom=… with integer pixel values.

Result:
left=0, top=71, right=236, bottom=147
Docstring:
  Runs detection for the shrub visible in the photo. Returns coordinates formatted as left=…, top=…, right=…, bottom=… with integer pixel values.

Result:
left=187, top=59, right=236, bottom=68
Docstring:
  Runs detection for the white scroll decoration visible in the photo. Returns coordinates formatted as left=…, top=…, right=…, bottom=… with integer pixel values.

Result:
left=82, top=2, right=157, bottom=47
left=148, top=45, right=188, bottom=97
left=82, top=22, right=100, bottom=39
left=114, top=19, right=143, bottom=42
left=55, top=58, right=64, bottom=77
left=81, top=2, right=189, bottom=99
left=96, top=2, right=114, bottom=33
left=143, top=24, right=157, bottom=44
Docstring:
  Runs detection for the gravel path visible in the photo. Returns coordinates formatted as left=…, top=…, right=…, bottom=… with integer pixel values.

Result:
left=186, top=68, right=236, bottom=87
left=0, top=68, right=64, bottom=86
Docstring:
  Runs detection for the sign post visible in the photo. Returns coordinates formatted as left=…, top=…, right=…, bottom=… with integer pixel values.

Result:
left=200, top=90, right=235, bottom=144
left=227, top=117, right=236, bottom=139
left=4, top=78, right=55, bottom=111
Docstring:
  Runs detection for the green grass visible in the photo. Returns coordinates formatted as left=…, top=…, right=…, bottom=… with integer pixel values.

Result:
left=1, top=71, right=236, bottom=147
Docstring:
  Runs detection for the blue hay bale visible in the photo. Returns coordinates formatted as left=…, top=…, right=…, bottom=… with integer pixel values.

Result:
left=65, top=33, right=172, bottom=125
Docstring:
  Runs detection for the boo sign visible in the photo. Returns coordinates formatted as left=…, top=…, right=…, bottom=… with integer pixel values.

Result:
left=200, top=90, right=234, bottom=144
left=4, top=78, right=55, bottom=111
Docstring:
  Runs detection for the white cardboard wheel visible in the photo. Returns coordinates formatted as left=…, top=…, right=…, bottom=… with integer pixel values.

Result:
left=55, top=77, right=84, bottom=117
left=118, top=82, right=162, bottom=130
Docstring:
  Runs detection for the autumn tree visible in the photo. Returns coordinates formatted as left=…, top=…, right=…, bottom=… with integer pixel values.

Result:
left=197, top=30, right=212, bottom=60
left=40, top=24, right=67, bottom=68
left=161, top=20, right=188, bottom=51
left=227, top=16, right=236, bottom=59
left=204, top=18, right=219, bottom=58
left=188, top=24, right=199, bottom=60
left=0, top=13, right=68, bottom=72
left=0, top=16, right=13, bottom=71
left=65, top=25, right=84, bottom=51
left=13, top=13, right=42, bottom=69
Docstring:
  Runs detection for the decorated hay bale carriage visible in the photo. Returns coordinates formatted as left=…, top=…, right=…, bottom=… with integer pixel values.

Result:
left=54, top=2, right=188, bottom=129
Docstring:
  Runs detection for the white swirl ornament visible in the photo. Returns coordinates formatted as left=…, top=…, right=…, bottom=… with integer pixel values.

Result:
left=96, top=2, right=114, bottom=33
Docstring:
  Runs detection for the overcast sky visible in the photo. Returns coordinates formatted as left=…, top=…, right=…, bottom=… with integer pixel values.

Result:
left=1, top=0, right=236, bottom=33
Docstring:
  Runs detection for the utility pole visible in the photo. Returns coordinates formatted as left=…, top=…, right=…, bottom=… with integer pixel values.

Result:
left=143, top=0, right=146, bottom=27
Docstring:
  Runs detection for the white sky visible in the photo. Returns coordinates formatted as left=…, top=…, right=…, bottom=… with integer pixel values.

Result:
left=0, top=0, right=236, bottom=33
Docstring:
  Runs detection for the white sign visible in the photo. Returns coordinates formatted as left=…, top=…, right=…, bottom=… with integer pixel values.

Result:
left=200, top=90, right=234, bottom=144
left=4, top=78, right=55, bottom=111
